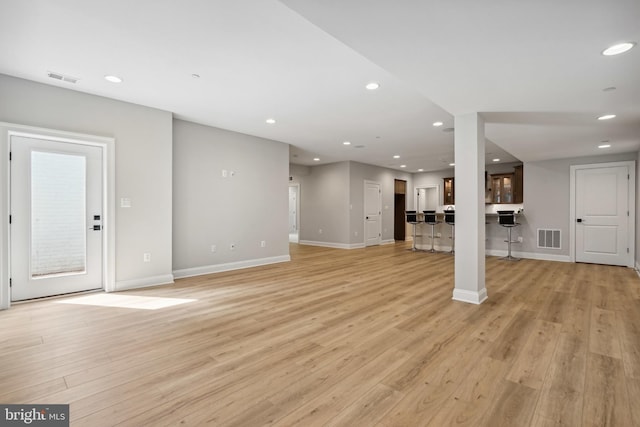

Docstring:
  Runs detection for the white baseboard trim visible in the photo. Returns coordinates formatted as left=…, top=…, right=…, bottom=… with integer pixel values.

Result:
left=485, top=249, right=571, bottom=263
left=636, top=261, right=640, bottom=278
left=299, top=240, right=366, bottom=249
left=381, top=239, right=396, bottom=245
left=115, top=274, right=175, bottom=292
left=173, top=255, right=291, bottom=279
left=452, top=288, right=488, bottom=305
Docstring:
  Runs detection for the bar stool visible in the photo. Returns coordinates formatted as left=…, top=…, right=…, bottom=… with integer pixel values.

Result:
left=497, top=210, right=520, bottom=261
left=405, top=210, right=419, bottom=251
left=444, top=209, right=455, bottom=254
left=423, top=210, right=440, bottom=253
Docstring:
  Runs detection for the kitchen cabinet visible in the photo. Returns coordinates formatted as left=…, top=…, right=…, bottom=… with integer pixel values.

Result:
left=443, top=177, right=454, bottom=205
left=513, top=165, right=523, bottom=203
left=491, top=173, right=514, bottom=204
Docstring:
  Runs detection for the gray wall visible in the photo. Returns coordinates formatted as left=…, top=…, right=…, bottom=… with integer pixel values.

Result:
left=349, top=161, right=412, bottom=244
left=290, top=161, right=412, bottom=246
left=0, top=74, right=173, bottom=287
left=519, top=152, right=636, bottom=257
left=172, top=120, right=289, bottom=272
left=291, top=161, right=350, bottom=245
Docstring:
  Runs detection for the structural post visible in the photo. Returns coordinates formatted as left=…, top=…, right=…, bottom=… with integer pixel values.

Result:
left=452, top=113, right=487, bottom=304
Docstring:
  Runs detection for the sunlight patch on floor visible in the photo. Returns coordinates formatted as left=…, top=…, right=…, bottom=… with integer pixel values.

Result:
left=54, top=293, right=197, bottom=310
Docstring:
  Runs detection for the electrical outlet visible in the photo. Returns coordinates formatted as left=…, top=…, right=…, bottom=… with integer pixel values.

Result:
left=354, top=231, right=358, bottom=237
left=230, top=243, right=235, bottom=250
left=261, top=240, right=266, bottom=247
left=518, top=236, right=524, bottom=243
left=318, top=229, right=323, bottom=234
left=211, top=245, right=217, bottom=253
left=143, top=253, right=151, bottom=262
left=221, top=169, right=228, bottom=178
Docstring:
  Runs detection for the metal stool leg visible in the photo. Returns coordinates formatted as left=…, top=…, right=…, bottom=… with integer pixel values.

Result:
left=429, top=223, right=436, bottom=253
left=411, top=223, right=417, bottom=251
left=501, top=226, right=520, bottom=261
left=450, top=224, right=455, bottom=254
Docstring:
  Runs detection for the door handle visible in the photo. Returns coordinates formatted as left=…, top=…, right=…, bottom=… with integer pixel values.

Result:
left=366, top=216, right=369, bottom=220
left=90, top=225, right=101, bottom=230
left=576, top=218, right=582, bottom=223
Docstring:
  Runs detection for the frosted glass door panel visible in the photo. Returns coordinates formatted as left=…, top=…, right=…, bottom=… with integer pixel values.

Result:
left=31, top=151, right=87, bottom=277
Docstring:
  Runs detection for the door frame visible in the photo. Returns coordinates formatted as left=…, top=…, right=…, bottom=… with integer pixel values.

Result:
left=288, top=182, right=300, bottom=243
left=364, top=180, right=382, bottom=246
left=1, top=122, right=116, bottom=309
left=569, top=161, right=635, bottom=267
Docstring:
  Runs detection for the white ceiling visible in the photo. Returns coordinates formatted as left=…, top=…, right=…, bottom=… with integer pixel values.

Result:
left=1, top=0, right=638, bottom=172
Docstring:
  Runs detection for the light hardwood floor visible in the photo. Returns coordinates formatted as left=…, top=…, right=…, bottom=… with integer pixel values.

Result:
left=1, top=242, right=639, bottom=426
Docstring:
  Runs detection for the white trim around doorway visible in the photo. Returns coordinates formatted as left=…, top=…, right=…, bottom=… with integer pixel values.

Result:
left=569, top=160, right=635, bottom=267
left=0, top=122, right=116, bottom=309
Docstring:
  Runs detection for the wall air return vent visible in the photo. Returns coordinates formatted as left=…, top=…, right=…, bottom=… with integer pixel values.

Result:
left=537, top=229, right=561, bottom=249
left=47, top=71, right=78, bottom=84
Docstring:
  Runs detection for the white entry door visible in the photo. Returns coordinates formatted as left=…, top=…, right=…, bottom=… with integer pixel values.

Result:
left=10, top=135, right=104, bottom=301
left=364, top=181, right=381, bottom=246
left=574, top=164, right=630, bottom=266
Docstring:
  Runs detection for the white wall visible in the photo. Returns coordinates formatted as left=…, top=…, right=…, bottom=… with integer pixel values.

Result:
left=0, top=74, right=173, bottom=291
left=172, top=119, right=289, bottom=276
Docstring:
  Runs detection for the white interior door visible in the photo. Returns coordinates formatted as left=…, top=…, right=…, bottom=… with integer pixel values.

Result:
left=575, top=165, right=629, bottom=266
left=364, top=181, right=381, bottom=246
left=10, top=135, right=103, bottom=301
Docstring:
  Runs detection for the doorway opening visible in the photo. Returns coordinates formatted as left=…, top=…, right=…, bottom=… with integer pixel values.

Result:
left=288, top=183, right=300, bottom=243
left=394, top=179, right=406, bottom=241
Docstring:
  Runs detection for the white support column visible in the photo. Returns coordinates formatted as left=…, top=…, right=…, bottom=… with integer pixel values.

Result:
left=452, top=113, right=487, bottom=304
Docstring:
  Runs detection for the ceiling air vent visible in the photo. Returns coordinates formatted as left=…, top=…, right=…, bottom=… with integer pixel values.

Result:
left=47, top=71, right=78, bottom=84
left=537, top=229, right=561, bottom=249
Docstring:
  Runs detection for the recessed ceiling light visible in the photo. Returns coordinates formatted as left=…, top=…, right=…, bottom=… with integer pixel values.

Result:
left=343, top=141, right=351, bottom=145
left=602, top=86, right=616, bottom=92
left=393, top=155, right=400, bottom=159
left=191, top=73, right=200, bottom=79
left=602, top=42, right=636, bottom=56
left=104, top=75, right=123, bottom=83
left=598, top=144, right=611, bottom=148
left=433, top=121, right=444, bottom=127
left=493, top=158, right=500, bottom=162
left=265, top=118, right=276, bottom=124
left=400, top=165, right=406, bottom=168
left=449, top=163, right=455, bottom=166
left=365, top=82, right=380, bottom=90
left=597, top=114, right=616, bottom=120
left=313, top=157, right=320, bottom=161
left=418, top=168, right=424, bottom=172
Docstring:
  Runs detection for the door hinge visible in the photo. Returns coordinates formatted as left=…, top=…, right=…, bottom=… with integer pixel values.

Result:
left=9, top=152, right=11, bottom=161
left=9, top=215, right=11, bottom=224
left=9, top=278, right=11, bottom=288
left=628, top=248, right=630, bottom=253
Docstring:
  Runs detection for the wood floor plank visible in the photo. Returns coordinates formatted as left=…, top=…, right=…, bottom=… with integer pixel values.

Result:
left=530, top=333, right=587, bottom=427
left=506, top=319, right=561, bottom=390
left=589, top=307, right=622, bottom=359
left=582, top=353, right=633, bottom=427
left=0, top=242, right=638, bottom=426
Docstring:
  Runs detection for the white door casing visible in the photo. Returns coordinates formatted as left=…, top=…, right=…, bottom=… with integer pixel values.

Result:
left=570, top=162, right=635, bottom=267
left=364, top=180, right=381, bottom=246
left=11, top=135, right=103, bottom=301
